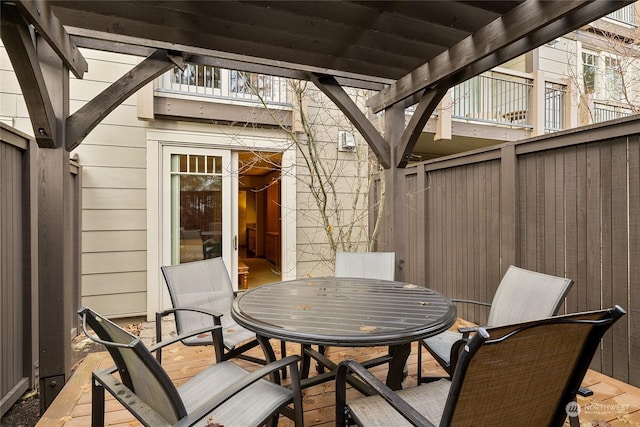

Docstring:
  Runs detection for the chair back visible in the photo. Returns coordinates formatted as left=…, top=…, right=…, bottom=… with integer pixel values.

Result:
left=487, top=265, right=573, bottom=326
left=334, top=252, right=395, bottom=280
left=161, top=257, right=235, bottom=333
left=78, top=307, right=186, bottom=423
left=442, top=306, right=625, bottom=426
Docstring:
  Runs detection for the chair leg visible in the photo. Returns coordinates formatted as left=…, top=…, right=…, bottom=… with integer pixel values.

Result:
left=417, top=341, right=423, bottom=384
left=316, top=345, right=327, bottom=374
left=281, top=340, right=288, bottom=380
left=92, top=376, right=106, bottom=427
left=268, top=413, right=279, bottom=427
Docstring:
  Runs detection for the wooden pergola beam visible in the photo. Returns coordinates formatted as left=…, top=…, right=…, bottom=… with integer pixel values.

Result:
left=1, top=3, right=57, bottom=148
left=368, top=0, right=630, bottom=112
left=310, top=74, right=391, bottom=169
left=15, top=0, right=87, bottom=78
left=396, top=87, right=449, bottom=168
left=65, top=49, right=182, bottom=151
left=65, top=27, right=392, bottom=91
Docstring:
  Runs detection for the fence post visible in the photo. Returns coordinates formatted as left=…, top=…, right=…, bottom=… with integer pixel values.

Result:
left=531, top=70, right=546, bottom=136
left=500, top=144, right=518, bottom=273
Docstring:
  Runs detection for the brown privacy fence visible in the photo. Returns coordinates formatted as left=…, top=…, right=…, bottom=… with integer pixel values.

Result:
left=402, top=116, right=639, bottom=387
left=0, top=124, right=81, bottom=415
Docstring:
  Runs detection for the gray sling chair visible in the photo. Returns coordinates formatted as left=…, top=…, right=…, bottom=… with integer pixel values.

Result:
left=336, top=306, right=626, bottom=427
left=78, top=307, right=304, bottom=427
left=157, top=257, right=288, bottom=378
left=316, top=252, right=396, bottom=373
left=334, top=251, right=396, bottom=281
left=417, top=265, right=574, bottom=383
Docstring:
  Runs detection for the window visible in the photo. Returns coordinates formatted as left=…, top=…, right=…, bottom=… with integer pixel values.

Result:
left=604, top=56, right=623, bottom=100
left=582, top=52, right=597, bottom=94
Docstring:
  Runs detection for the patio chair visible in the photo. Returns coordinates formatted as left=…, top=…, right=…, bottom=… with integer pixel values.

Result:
left=316, top=251, right=395, bottom=373
left=157, top=257, right=288, bottom=376
left=334, top=251, right=395, bottom=280
left=417, top=265, right=573, bottom=382
left=336, top=305, right=625, bottom=427
left=78, top=306, right=304, bottom=427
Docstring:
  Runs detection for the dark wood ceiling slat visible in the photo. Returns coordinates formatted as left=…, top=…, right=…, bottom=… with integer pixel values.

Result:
left=52, top=6, right=411, bottom=79
left=44, top=0, right=627, bottom=105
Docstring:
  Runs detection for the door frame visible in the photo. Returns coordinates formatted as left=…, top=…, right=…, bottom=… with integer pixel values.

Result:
left=146, top=128, right=296, bottom=320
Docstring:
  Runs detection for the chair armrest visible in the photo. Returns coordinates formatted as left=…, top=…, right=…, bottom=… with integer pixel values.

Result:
left=156, top=306, right=224, bottom=322
left=155, top=307, right=224, bottom=357
left=147, top=325, right=223, bottom=354
left=457, top=326, right=480, bottom=339
left=451, top=298, right=491, bottom=307
left=335, top=360, right=434, bottom=427
left=176, top=355, right=303, bottom=426
left=152, top=321, right=226, bottom=364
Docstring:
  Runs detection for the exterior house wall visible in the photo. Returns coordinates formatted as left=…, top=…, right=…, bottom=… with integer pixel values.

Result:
left=293, top=86, right=375, bottom=277
left=0, top=45, right=373, bottom=318
left=70, top=50, right=149, bottom=317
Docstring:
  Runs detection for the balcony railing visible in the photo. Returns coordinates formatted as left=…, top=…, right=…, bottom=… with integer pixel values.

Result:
left=605, top=4, right=636, bottom=26
left=156, top=64, right=291, bottom=106
left=593, top=102, right=633, bottom=123
left=544, top=81, right=567, bottom=133
left=451, top=71, right=533, bottom=129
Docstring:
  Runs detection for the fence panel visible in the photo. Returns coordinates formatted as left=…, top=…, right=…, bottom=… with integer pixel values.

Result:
left=418, top=159, right=502, bottom=323
left=0, top=128, right=29, bottom=416
left=0, top=125, right=82, bottom=414
left=404, top=117, right=640, bottom=386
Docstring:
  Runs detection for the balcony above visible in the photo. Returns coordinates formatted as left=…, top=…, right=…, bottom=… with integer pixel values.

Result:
left=150, top=66, right=293, bottom=128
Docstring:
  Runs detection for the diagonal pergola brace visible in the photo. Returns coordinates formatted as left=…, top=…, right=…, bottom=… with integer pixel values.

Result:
left=396, top=87, right=448, bottom=168
left=15, top=0, right=88, bottom=79
left=1, top=2, right=57, bottom=148
left=309, top=73, right=390, bottom=169
left=65, top=49, right=181, bottom=151
left=367, top=0, right=632, bottom=113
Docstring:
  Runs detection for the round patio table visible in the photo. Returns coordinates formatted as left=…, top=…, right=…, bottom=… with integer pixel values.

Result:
left=231, top=277, right=456, bottom=390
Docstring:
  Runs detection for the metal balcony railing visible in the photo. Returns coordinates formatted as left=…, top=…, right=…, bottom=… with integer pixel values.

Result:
left=156, top=64, right=291, bottom=106
left=544, top=81, right=567, bottom=133
left=605, top=4, right=636, bottom=26
left=451, top=71, right=534, bottom=129
left=593, top=102, right=633, bottom=123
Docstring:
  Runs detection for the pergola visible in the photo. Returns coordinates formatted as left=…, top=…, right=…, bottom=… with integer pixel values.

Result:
left=1, top=0, right=631, bottom=410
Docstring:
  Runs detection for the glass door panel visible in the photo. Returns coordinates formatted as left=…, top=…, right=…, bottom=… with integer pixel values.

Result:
left=169, top=153, right=225, bottom=265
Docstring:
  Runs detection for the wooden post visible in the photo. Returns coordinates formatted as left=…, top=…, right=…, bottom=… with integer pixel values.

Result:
left=500, top=144, right=518, bottom=274
left=36, top=36, right=72, bottom=413
left=384, top=104, right=407, bottom=281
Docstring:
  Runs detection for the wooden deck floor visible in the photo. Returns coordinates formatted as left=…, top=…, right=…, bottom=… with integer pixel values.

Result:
left=38, top=329, right=640, bottom=426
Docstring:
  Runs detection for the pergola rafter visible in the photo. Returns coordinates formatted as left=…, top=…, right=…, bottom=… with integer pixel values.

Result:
left=0, top=0, right=632, bottom=412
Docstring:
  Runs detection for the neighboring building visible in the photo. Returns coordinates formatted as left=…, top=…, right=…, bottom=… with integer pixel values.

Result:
left=411, top=2, right=639, bottom=160
left=1, top=3, right=637, bottom=319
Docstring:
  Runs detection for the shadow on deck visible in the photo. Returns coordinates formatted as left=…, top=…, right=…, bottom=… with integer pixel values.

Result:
left=37, top=319, right=640, bottom=427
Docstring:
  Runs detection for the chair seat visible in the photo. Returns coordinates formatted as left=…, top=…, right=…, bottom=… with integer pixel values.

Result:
left=180, top=361, right=293, bottom=426
left=180, top=322, right=257, bottom=350
left=347, top=379, right=450, bottom=427
left=421, top=330, right=462, bottom=368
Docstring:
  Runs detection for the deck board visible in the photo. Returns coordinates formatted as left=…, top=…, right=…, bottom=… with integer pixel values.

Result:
left=38, top=333, right=640, bottom=426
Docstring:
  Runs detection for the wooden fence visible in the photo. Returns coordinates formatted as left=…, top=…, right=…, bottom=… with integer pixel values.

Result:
left=0, top=124, right=81, bottom=415
left=402, top=116, right=639, bottom=387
